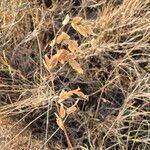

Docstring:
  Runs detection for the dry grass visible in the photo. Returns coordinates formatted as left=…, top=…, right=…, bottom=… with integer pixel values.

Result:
left=0, top=0, right=150, bottom=149
left=0, top=118, right=48, bottom=150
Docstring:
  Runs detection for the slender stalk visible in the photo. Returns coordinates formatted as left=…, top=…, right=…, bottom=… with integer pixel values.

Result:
left=63, top=126, right=74, bottom=150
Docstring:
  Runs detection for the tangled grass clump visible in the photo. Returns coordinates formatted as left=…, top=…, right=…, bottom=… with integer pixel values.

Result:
left=0, top=0, right=150, bottom=149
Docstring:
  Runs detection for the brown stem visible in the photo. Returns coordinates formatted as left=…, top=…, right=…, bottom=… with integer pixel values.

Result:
left=63, top=126, right=74, bottom=150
